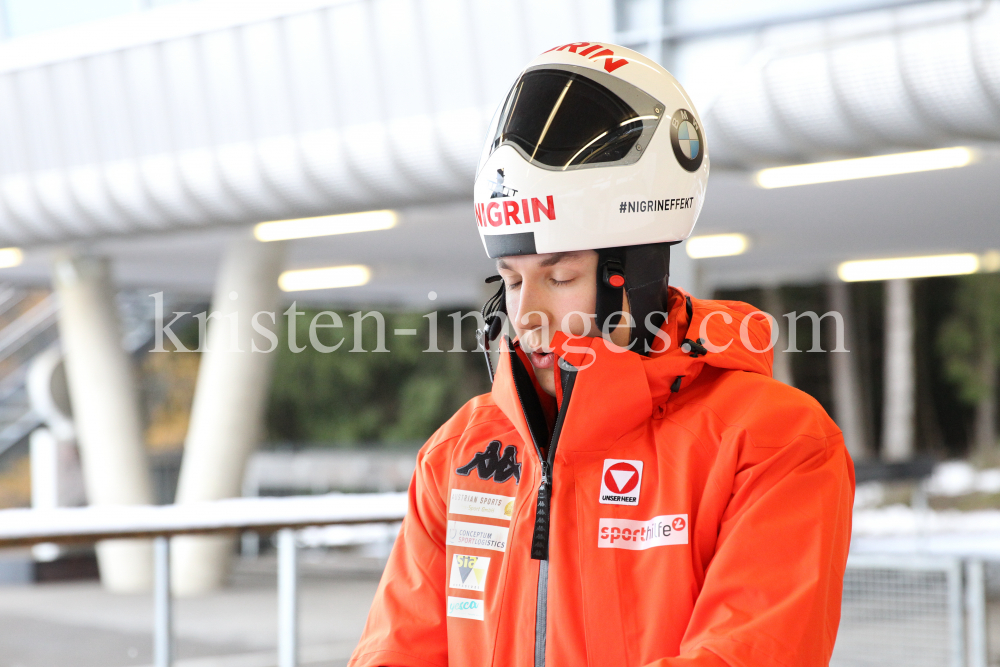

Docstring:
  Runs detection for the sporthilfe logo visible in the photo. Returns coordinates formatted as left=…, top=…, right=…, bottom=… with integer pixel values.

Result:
left=599, top=459, right=643, bottom=506
left=598, top=514, right=689, bottom=550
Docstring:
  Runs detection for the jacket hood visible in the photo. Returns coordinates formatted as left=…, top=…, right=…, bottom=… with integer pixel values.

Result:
left=552, top=287, right=774, bottom=396
left=643, top=287, right=774, bottom=400
left=491, top=288, right=776, bottom=450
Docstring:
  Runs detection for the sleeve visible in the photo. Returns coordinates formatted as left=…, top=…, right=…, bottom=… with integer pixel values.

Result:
left=348, top=436, right=453, bottom=667
left=649, top=429, right=855, bottom=667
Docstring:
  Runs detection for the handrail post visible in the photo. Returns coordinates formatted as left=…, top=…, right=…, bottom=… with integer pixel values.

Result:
left=277, top=528, right=298, bottom=667
left=153, top=535, right=172, bottom=667
left=966, top=559, right=988, bottom=667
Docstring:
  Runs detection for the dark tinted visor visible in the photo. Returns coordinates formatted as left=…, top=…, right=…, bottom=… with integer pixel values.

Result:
left=489, top=66, right=662, bottom=170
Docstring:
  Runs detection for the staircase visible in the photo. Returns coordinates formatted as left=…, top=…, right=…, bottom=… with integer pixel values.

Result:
left=0, top=289, right=60, bottom=465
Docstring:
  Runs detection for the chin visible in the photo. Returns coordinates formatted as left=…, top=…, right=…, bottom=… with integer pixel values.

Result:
left=535, top=369, right=556, bottom=396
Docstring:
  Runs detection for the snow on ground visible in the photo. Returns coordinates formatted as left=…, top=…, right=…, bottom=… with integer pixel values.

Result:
left=850, top=461, right=1000, bottom=556
left=854, top=505, right=1000, bottom=537
left=925, top=461, right=1000, bottom=496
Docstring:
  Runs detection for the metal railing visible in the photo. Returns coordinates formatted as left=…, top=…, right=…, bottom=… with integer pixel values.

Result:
left=834, top=554, right=974, bottom=667
left=0, top=493, right=409, bottom=667
left=846, top=527, right=1000, bottom=667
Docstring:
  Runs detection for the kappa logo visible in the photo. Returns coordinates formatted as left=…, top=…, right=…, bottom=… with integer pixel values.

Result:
left=456, top=441, right=521, bottom=484
left=450, top=554, right=491, bottom=592
left=543, top=42, right=630, bottom=73
left=599, top=459, right=643, bottom=506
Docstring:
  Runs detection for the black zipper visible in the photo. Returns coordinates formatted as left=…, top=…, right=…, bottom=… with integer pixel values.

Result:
left=507, top=340, right=578, bottom=667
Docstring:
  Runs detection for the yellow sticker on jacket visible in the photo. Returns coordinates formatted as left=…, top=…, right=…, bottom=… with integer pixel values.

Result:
left=450, top=489, right=515, bottom=521
left=450, top=554, right=491, bottom=592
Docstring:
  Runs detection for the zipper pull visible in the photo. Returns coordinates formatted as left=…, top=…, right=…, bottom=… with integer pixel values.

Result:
left=531, top=461, right=551, bottom=561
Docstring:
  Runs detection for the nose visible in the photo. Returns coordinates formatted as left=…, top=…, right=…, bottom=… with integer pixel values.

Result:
left=513, top=282, right=552, bottom=347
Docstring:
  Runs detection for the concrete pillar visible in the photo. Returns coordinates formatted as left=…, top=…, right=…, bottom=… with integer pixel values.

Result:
left=881, top=279, right=915, bottom=461
left=827, top=281, right=870, bottom=460
left=28, top=346, right=87, bottom=561
left=762, top=286, right=794, bottom=386
left=52, top=255, right=154, bottom=593
left=30, top=428, right=62, bottom=562
left=172, top=237, right=285, bottom=596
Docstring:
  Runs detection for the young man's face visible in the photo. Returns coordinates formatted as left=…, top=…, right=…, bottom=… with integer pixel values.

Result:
left=497, top=250, right=628, bottom=396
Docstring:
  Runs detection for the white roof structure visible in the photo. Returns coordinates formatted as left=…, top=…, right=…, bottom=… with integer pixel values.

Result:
left=0, top=0, right=994, bottom=301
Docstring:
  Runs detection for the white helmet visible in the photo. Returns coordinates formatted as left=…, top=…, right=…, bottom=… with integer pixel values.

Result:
left=474, top=41, right=708, bottom=259
left=474, top=42, right=710, bottom=364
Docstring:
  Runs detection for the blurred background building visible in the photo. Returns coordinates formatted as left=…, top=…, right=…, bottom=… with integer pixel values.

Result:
left=0, top=0, right=998, bottom=664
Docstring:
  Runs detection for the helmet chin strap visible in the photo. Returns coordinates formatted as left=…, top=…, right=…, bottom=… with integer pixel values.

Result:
left=478, top=276, right=507, bottom=382
left=478, top=241, right=675, bottom=382
left=596, top=242, right=675, bottom=356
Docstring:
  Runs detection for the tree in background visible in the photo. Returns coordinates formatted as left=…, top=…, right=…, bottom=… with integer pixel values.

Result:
left=938, top=273, right=1000, bottom=460
left=266, top=308, right=490, bottom=447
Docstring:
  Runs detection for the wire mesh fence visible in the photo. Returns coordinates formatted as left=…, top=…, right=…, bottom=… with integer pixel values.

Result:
left=832, top=555, right=964, bottom=667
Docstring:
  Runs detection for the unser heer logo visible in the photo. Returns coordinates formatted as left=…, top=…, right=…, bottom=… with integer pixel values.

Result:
left=599, top=459, right=643, bottom=506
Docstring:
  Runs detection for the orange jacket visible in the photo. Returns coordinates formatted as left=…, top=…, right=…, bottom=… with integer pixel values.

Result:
left=350, top=291, right=854, bottom=667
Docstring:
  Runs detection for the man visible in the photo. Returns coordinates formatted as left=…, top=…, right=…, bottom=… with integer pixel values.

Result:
left=350, top=43, right=853, bottom=667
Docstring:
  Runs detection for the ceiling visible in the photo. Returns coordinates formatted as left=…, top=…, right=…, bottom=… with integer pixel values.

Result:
left=1, top=148, right=995, bottom=306
left=694, top=148, right=1000, bottom=290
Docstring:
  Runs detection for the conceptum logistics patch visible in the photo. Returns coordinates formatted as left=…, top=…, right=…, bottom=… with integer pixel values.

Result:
left=599, top=459, right=643, bottom=506
left=449, top=489, right=515, bottom=521
left=447, top=596, right=485, bottom=621
left=449, top=554, right=491, bottom=592
left=446, top=520, right=509, bottom=552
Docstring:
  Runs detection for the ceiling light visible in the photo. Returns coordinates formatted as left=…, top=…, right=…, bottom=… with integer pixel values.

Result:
left=686, top=233, right=749, bottom=259
left=0, top=248, right=22, bottom=268
left=981, top=250, right=1000, bottom=273
left=278, top=265, right=371, bottom=292
left=255, top=210, right=397, bottom=242
left=755, top=147, right=975, bottom=189
left=838, top=254, right=979, bottom=282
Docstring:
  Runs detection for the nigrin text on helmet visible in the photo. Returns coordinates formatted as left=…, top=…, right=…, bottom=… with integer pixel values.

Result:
left=542, top=42, right=630, bottom=73
left=475, top=196, right=555, bottom=228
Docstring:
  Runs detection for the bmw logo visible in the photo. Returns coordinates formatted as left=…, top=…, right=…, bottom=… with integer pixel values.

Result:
left=669, top=109, right=704, bottom=172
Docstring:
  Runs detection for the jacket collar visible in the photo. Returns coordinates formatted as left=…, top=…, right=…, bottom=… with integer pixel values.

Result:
left=490, top=288, right=775, bottom=453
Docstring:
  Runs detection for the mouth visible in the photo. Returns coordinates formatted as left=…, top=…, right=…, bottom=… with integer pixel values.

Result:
left=528, top=349, right=555, bottom=370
